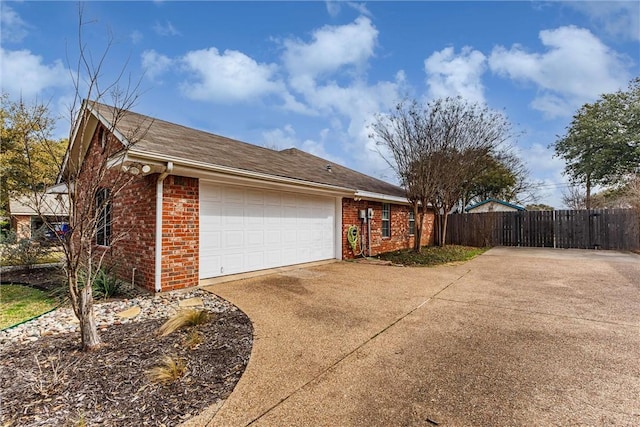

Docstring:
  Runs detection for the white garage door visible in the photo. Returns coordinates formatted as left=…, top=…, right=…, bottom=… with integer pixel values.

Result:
left=199, top=182, right=336, bottom=279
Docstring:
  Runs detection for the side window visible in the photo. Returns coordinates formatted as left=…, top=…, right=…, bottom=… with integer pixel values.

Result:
left=96, top=188, right=111, bottom=246
left=98, top=127, right=107, bottom=149
left=382, top=203, right=390, bottom=238
left=409, top=210, right=415, bottom=235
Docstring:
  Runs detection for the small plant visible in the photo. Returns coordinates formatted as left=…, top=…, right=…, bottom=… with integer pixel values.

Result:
left=91, top=267, right=122, bottom=300
left=76, top=267, right=122, bottom=300
left=183, top=329, right=204, bottom=350
left=22, top=352, right=77, bottom=398
left=158, top=309, right=210, bottom=337
left=146, top=355, right=187, bottom=384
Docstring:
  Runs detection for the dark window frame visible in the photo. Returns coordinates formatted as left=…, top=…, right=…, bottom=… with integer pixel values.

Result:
left=382, top=203, right=391, bottom=238
left=95, top=188, right=111, bottom=246
left=408, top=210, right=415, bottom=235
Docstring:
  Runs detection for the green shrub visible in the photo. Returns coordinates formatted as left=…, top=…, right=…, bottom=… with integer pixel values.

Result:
left=91, top=267, right=122, bottom=300
left=1, top=229, right=50, bottom=268
left=76, top=267, right=122, bottom=300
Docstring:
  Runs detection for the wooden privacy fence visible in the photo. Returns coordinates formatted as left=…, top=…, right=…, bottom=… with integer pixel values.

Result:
left=446, top=209, right=640, bottom=250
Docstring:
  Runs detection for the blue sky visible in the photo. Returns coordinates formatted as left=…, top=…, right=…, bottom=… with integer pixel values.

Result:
left=2, top=1, right=639, bottom=207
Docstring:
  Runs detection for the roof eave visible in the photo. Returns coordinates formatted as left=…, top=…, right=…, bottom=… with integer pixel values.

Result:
left=123, top=150, right=359, bottom=196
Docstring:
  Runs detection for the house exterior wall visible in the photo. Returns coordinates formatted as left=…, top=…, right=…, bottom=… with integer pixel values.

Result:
left=77, top=123, right=157, bottom=292
left=160, top=175, right=199, bottom=291
left=342, top=198, right=434, bottom=259
left=12, top=215, right=32, bottom=239
left=468, top=201, right=519, bottom=213
left=109, top=174, right=156, bottom=291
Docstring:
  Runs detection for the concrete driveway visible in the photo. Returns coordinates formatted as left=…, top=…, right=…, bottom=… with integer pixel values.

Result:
left=196, top=247, right=640, bottom=426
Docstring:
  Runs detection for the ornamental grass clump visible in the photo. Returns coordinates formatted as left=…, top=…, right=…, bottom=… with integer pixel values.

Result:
left=158, top=309, right=210, bottom=337
left=146, top=355, right=187, bottom=384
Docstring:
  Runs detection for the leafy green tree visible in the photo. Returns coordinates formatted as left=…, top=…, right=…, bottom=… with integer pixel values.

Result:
left=554, top=78, right=640, bottom=208
left=0, top=95, right=68, bottom=215
left=462, top=151, right=536, bottom=208
left=525, top=203, right=554, bottom=211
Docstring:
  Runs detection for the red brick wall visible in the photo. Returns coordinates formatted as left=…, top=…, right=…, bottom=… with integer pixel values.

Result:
left=76, top=122, right=157, bottom=291
left=342, top=198, right=434, bottom=259
left=160, top=175, right=199, bottom=291
left=12, top=215, right=32, bottom=239
left=109, top=174, right=156, bottom=291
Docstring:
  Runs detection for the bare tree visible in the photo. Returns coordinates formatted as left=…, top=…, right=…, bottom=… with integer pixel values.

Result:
left=13, top=7, right=149, bottom=351
left=372, top=97, right=515, bottom=248
left=370, top=100, right=438, bottom=252
left=627, top=175, right=640, bottom=212
left=562, top=184, right=586, bottom=210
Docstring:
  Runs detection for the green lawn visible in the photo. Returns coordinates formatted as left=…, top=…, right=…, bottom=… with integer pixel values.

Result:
left=0, top=250, right=63, bottom=267
left=0, top=285, right=57, bottom=329
left=378, top=245, right=488, bottom=266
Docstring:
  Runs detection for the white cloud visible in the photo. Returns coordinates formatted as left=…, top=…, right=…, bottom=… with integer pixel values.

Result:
left=180, top=48, right=284, bottom=103
left=141, top=49, right=173, bottom=80
left=567, top=2, right=640, bottom=42
left=489, top=26, right=630, bottom=117
left=262, top=124, right=298, bottom=149
left=153, top=21, right=180, bottom=37
left=325, top=1, right=341, bottom=17
left=282, top=16, right=378, bottom=85
left=262, top=124, right=343, bottom=164
left=1, top=4, right=29, bottom=43
left=347, top=2, right=372, bottom=17
left=424, top=46, right=487, bottom=104
left=0, top=48, right=69, bottom=98
left=130, top=30, right=143, bottom=44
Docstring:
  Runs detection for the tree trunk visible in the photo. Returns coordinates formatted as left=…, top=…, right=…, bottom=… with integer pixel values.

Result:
left=78, top=284, right=101, bottom=351
left=413, top=205, right=423, bottom=252
left=440, top=212, right=449, bottom=247
left=585, top=176, right=592, bottom=209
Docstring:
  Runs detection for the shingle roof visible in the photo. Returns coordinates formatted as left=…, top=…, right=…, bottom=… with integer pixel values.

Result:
left=91, top=102, right=405, bottom=198
left=9, top=194, right=69, bottom=216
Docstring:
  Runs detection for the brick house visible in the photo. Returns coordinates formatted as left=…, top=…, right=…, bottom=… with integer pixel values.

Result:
left=64, top=101, right=434, bottom=293
left=466, top=198, right=525, bottom=213
left=9, top=194, right=69, bottom=240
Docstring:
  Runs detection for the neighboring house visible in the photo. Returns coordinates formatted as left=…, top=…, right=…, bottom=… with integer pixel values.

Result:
left=465, top=198, right=525, bottom=213
left=64, top=101, right=435, bottom=293
left=9, top=193, right=69, bottom=239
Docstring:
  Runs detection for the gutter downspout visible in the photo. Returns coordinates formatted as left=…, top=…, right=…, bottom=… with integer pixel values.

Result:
left=155, top=162, right=173, bottom=292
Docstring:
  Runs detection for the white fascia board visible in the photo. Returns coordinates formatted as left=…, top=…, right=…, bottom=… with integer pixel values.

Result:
left=85, top=102, right=131, bottom=147
left=125, top=150, right=357, bottom=197
left=354, top=190, right=410, bottom=205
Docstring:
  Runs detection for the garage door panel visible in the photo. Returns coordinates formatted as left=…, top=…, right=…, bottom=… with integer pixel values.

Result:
left=266, top=230, right=281, bottom=245
left=246, top=230, right=264, bottom=246
left=200, top=182, right=336, bottom=279
left=224, top=230, right=244, bottom=248
left=224, top=253, right=244, bottom=274
left=201, top=231, right=221, bottom=249
left=265, top=250, right=282, bottom=266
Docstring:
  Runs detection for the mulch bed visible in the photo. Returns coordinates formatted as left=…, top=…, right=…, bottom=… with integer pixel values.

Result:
left=0, top=269, right=254, bottom=427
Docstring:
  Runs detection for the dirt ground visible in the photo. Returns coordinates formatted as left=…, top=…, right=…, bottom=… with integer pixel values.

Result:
left=0, top=267, right=253, bottom=427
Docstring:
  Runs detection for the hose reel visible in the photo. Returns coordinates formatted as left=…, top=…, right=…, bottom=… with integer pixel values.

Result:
left=347, top=225, right=360, bottom=253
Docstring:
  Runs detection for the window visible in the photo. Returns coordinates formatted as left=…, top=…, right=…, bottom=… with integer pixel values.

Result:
left=382, top=203, right=390, bottom=238
left=409, top=210, right=415, bottom=235
left=95, top=188, right=111, bottom=246
left=98, top=127, right=107, bottom=148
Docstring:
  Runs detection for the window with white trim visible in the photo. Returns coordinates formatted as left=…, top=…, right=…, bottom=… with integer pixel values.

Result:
left=382, top=203, right=390, bottom=238
left=96, top=188, right=111, bottom=246
left=409, top=210, right=415, bottom=235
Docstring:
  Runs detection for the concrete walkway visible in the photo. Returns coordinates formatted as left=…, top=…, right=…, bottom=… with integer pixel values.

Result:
left=196, top=247, right=640, bottom=426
